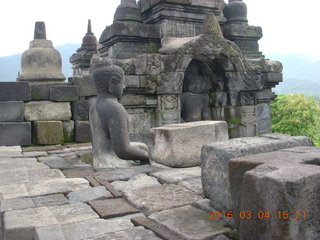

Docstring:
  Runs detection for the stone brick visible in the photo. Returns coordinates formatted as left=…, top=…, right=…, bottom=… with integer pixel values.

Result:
left=32, top=194, right=68, bottom=207
left=50, top=85, right=78, bottom=102
left=111, top=174, right=161, bottom=194
left=150, top=167, right=201, bottom=184
left=63, top=120, right=75, bottom=143
left=150, top=121, right=229, bottom=167
left=72, top=100, right=90, bottom=121
left=30, top=83, right=51, bottom=100
left=33, top=121, right=64, bottom=145
left=0, top=198, right=36, bottom=213
left=67, top=186, right=112, bottom=203
left=0, top=82, right=31, bottom=101
left=62, top=168, right=95, bottom=178
left=149, top=205, right=232, bottom=240
left=0, top=122, right=31, bottom=146
left=89, top=198, right=139, bottom=219
left=201, top=133, right=313, bottom=211
left=35, top=218, right=134, bottom=240
left=124, top=184, right=202, bottom=216
left=0, top=101, right=24, bottom=122
left=24, top=101, right=72, bottom=121
left=69, top=76, right=97, bottom=97
left=82, top=227, right=162, bottom=240
left=42, top=157, right=74, bottom=169
left=125, top=75, right=140, bottom=88
left=3, top=203, right=98, bottom=240
left=75, top=121, right=92, bottom=143
left=0, top=178, right=89, bottom=199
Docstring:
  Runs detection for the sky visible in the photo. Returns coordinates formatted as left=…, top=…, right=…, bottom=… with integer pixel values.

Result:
left=1, top=0, right=319, bottom=58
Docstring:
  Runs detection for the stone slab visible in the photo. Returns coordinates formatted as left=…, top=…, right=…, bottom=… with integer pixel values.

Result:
left=22, top=151, right=48, bottom=158
left=63, top=120, right=75, bottom=143
left=50, top=85, right=78, bottom=102
left=0, top=101, right=24, bottom=122
left=179, top=177, right=203, bottom=195
left=0, top=198, right=36, bottom=213
left=0, top=178, right=89, bottom=199
left=94, top=165, right=161, bottom=183
left=72, top=100, right=90, bottom=121
left=0, top=122, right=31, bottom=146
left=229, top=148, right=320, bottom=239
left=0, top=146, right=21, bottom=152
left=150, top=167, right=201, bottom=184
left=33, top=121, right=64, bottom=145
left=42, top=157, right=74, bottom=169
left=111, top=174, right=161, bottom=194
left=35, top=218, right=134, bottom=240
left=67, top=186, right=112, bottom=203
left=32, top=194, right=69, bottom=207
left=150, top=121, right=229, bottom=167
left=201, top=133, right=313, bottom=211
left=62, top=168, right=95, bottom=178
left=30, top=83, right=51, bottom=100
left=4, top=203, right=98, bottom=240
left=75, top=121, right=92, bottom=143
left=149, top=205, right=232, bottom=240
left=124, top=184, right=202, bottom=216
left=0, top=168, right=64, bottom=186
left=0, top=82, right=31, bottom=101
left=89, top=198, right=139, bottom=219
left=24, top=101, right=72, bottom=121
left=83, top=227, right=162, bottom=240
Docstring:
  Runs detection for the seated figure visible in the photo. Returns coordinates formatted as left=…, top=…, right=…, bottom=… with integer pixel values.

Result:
left=181, top=73, right=210, bottom=122
left=89, top=58, right=149, bottom=167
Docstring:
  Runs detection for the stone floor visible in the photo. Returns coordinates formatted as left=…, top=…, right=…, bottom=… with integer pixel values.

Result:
left=0, top=144, right=235, bottom=240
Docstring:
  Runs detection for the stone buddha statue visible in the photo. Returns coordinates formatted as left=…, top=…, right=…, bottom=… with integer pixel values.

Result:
left=181, top=61, right=210, bottom=122
left=89, top=58, right=149, bottom=168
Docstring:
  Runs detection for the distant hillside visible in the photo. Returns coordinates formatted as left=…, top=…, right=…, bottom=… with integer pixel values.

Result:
left=0, top=43, right=80, bottom=82
left=273, top=78, right=320, bottom=96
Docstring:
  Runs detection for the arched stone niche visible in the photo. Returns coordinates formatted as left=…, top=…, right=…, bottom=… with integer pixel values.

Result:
left=155, top=34, right=265, bottom=137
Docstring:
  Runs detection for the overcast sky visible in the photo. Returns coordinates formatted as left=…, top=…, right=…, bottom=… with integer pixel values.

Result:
left=1, top=0, right=319, bottom=58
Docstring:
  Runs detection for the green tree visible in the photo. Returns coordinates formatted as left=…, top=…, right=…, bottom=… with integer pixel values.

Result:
left=271, top=94, right=320, bottom=146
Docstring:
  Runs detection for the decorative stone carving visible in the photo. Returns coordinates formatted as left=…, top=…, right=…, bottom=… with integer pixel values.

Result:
left=89, top=58, right=149, bottom=168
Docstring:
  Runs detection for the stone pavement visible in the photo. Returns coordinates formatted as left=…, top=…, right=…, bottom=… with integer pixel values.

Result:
left=0, top=144, right=235, bottom=240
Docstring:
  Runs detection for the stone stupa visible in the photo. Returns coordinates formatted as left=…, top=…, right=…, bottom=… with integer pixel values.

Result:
left=17, top=21, right=65, bottom=82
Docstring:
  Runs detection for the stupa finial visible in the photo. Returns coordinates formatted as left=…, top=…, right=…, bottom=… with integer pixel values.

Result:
left=34, top=22, right=46, bottom=40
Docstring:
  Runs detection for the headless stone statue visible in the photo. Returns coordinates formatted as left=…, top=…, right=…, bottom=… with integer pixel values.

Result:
left=181, top=63, right=210, bottom=122
left=90, top=59, right=149, bottom=168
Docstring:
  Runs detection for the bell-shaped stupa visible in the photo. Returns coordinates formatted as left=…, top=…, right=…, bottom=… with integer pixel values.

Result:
left=17, top=21, right=65, bottom=82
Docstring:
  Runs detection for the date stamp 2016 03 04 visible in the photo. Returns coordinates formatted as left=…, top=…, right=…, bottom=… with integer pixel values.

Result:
left=209, top=210, right=308, bottom=220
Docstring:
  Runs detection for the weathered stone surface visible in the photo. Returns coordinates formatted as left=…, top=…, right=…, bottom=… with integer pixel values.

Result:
left=89, top=198, right=139, bottom=218
left=24, top=101, right=71, bottom=121
left=50, top=85, right=78, bottom=102
left=75, top=121, right=92, bottom=143
left=42, top=156, right=74, bottom=169
left=256, top=103, right=271, bottom=134
left=0, top=178, right=89, bottom=199
left=132, top=216, right=186, bottom=240
left=22, top=151, right=48, bottom=158
left=111, top=174, right=160, bottom=193
left=72, top=99, right=90, bottom=120
left=35, top=218, right=134, bottom=240
left=150, top=167, right=201, bottom=184
left=0, top=82, right=31, bottom=101
left=33, top=121, right=64, bottom=145
left=124, top=184, right=202, bottom=215
left=149, top=205, right=232, bottom=240
left=69, top=76, right=97, bottom=97
left=150, top=121, right=228, bottom=167
left=179, top=177, right=203, bottom=195
left=229, top=148, right=320, bottom=239
left=67, top=186, right=112, bottom=203
left=0, top=151, right=23, bottom=158
left=83, top=227, right=162, bottom=240
left=0, top=101, right=24, bottom=122
left=32, top=194, right=68, bottom=207
left=62, top=168, right=95, bottom=178
left=201, top=133, right=313, bottom=211
left=30, top=83, right=51, bottom=100
left=192, top=199, right=213, bottom=213
left=0, top=168, right=64, bottom=186
left=94, top=165, right=161, bottom=183
left=63, top=120, right=75, bottom=143
left=0, top=146, right=22, bottom=152
left=4, top=203, right=98, bottom=240
left=0, top=122, right=31, bottom=146
left=0, top=198, right=35, bottom=213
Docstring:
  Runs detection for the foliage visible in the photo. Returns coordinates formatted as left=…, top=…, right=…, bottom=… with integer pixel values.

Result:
left=271, top=94, right=320, bottom=146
